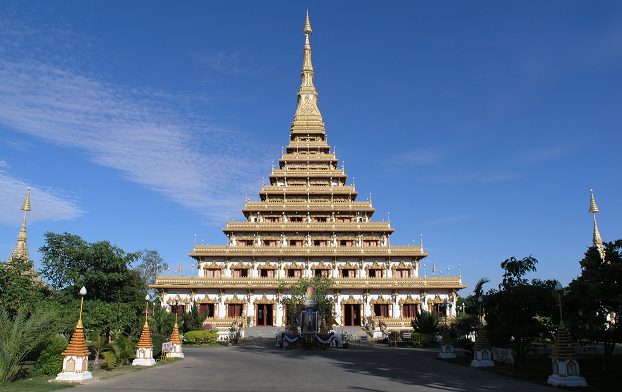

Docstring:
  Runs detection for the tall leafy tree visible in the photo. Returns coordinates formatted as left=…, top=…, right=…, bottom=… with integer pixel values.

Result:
left=566, top=241, right=622, bottom=370
left=0, top=256, right=46, bottom=317
left=39, top=232, right=147, bottom=337
left=485, top=256, right=557, bottom=362
left=135, top=250, right=168, bottom=287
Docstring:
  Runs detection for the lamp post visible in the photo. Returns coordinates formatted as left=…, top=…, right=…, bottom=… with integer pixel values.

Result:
left=55, top=286, right=92, bottom=382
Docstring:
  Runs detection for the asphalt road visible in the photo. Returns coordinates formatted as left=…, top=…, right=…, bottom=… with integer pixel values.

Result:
left=65, top=340, right=553, bottom=392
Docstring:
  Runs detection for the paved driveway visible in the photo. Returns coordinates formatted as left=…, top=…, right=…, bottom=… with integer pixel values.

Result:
left=66, top=340, right=552, bottom=392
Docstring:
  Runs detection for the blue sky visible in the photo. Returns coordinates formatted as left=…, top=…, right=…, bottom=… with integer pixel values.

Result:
left=0, top=1, right=620, bottom=293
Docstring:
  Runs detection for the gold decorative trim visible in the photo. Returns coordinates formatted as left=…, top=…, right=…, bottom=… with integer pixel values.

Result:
left=253, top=293, right=277, bottom=304
left=370, top=295, right=392, bottom=305
left=337, top=261, right=358, bottom=270
left=398, top=294, right=421, bottom=305
left=224, top=294, right=247, bottom=304
left=341, top=295, right=363, bottom=304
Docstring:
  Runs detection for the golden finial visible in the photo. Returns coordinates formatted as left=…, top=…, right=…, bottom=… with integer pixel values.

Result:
left=304, top=10, right=312, bottom=34
left=292, top=10, right=324, bottom=133
left=589, top=189, right=605, bottom=260
left=22, top=187, right=31, bottom=212
left=588, top=189, right=599, bottom=214
left=432, top=262, right=437, bottom=275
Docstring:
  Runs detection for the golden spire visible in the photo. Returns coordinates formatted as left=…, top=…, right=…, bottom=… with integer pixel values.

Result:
left=291, top=11, right=325, bottom=133
left=63, top=286, right=89, bottom=357
left=170, top=314, right=182, bottom=345
left=589, top=189, right=605, bottom=260
left=137, top=295, right=154, bottom=348
left=11, top=188, right=31, bottom=260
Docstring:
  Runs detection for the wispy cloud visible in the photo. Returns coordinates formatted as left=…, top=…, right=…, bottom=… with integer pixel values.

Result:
left=0, top=17, right=268, bottom=223
left=0, top=161, right=83, bottom=224
left=520, top=146, right=568, bottom=164
left=430, top=214, right=471, bottom=225
left=389, top=149, right=443, bottom=167
left=436, top=170, right=516, bottom=184
left=198, top=51, right=255, bottom=76
left=0, top=60, right=266, bottom=222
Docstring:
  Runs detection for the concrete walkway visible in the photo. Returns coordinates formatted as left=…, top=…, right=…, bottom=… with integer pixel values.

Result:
left=65, top=340, right=553, bottom=392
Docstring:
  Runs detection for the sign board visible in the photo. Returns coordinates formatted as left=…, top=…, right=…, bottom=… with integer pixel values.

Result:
left=402, top=332, right=412, bottom=339
left=360, top=335, right=368, bottom=342
left=492, top=347, right=514, bottom=365
left=162, top=341, right=173, bottom=353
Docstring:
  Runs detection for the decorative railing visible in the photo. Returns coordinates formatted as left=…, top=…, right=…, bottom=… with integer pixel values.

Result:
left=260, top=185, right=356, bottom=193
left=189, top=245, right=424, bottom=256
left=151, top=276, right=464, bottom=290
left=242, top=201, right=373, bottom=211
left=223, top=222, right=392, bottom=232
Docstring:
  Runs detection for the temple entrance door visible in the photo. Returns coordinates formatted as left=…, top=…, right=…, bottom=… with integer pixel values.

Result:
left=256, top=304, right=274, bottom=326
left=343, top=304, right=361, bottom=326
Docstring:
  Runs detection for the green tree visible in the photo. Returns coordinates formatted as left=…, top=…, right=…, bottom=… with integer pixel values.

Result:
left=454, top=278, right=489, bottom=339
left=39, top=232, right=147, bottom=337
left=566, top=240, right=622, bottom=370
left=485, top=256, right=557, bottom=362
left=134, top=250, right=168, bottom=295
left=181, top=304, right=205, bottom=332
left=278, top=276, right=334, bottom=330
left=150, top=299, right=174, bottom=337
left=0, top=256, right=47, bottom=317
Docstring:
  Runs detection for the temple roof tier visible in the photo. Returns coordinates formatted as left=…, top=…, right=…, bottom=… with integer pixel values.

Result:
left=223, top=221, right=394, bottom=233
left=242, top=201, right=374, bottom=213
left=259, top=185, right=356, bottom=195
left=286, top=141, right=330, bottom=149
left=279, top=153, right=338, bottom=162
left=189, top=245, right=425, bottom=257
left=270, top=169, right=346, bottom=178
left=152, top=276, right=465, bottom=290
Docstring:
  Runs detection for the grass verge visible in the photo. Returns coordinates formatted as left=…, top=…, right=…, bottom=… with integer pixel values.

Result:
left=0, top=358, right=181, bottom=392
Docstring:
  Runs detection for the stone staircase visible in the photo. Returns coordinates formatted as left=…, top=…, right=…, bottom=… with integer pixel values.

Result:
left=243, top=326, right=280, bottom=339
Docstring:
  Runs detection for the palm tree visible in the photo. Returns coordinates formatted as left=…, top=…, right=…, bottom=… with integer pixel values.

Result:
left=0, top=308, right=56, bottom=383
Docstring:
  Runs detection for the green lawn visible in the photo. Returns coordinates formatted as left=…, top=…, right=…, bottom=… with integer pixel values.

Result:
left=0, top=359, right=180, bottom=392
left=0, top=376, right=73, bottom=392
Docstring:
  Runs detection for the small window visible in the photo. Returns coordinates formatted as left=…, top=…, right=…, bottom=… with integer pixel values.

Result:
left=227, top=304, right=243, bottom=318
left=314, top=269, right=329, bottom=277
left=233, top=269, right=248, bottom=278
left=260, top=269, right=275, bottom=278
left=373, top=304, right=389, bottom=317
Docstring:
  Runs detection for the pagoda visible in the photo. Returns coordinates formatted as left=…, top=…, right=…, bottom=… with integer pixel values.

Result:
left=153, top=13, right=465, bottom=334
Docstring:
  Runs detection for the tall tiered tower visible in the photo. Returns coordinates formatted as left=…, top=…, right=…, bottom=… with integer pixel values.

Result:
left=154, top=13, right=465, bottom=332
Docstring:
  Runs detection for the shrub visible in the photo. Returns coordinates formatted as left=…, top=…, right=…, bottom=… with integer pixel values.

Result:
left=151, top=334, right=167, bottom=359
left=33, top=335, right=68, bottom=376
left=411, top=311, right=439, bottom=334
left=111, top=335, right=135, bottom=365
left=102, top=351, right=117, bottom=369
left=183, top=329, right=218, bottom=344
left=0, top=308, right=58, bottom=383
